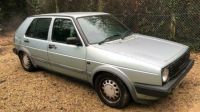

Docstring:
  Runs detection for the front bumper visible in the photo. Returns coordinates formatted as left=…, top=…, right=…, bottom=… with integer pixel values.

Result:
left=135, top=60, right=194, bottom=97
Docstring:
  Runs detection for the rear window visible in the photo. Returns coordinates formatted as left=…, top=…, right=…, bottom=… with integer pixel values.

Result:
left=25, top=18, right=51, bottom=40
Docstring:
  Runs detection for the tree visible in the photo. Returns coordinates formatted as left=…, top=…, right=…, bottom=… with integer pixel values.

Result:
left=54, top=0, right=59, bottom=12
left=26, top=0, right=41, bottom=14
left=0, top=0, right=27, bottom=31
left=0, top=1, right=2, bottom=32
left=0, top=0, right=2, bottom=24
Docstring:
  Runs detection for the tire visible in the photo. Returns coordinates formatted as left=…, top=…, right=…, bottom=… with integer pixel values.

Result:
left=94, top=73, right=131, bottom=108
left=19, top=52, right=35, bottom=72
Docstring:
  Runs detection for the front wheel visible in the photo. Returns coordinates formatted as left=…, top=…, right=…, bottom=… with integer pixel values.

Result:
left=94, top=73, right=131, bottom=108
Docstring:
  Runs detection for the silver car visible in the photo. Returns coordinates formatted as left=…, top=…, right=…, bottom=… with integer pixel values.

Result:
left=13, top=12, right=194, bottom=108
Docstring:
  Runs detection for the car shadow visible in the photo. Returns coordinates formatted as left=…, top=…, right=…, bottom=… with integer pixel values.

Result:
left=37, top=67, right=93, bottom=89
left=33, top=67, right=193, bottom=111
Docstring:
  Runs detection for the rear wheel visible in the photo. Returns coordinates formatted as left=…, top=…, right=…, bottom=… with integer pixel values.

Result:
left=19, top=52, right=35, bottom=72
left=94, top=73, right=130, bottom=108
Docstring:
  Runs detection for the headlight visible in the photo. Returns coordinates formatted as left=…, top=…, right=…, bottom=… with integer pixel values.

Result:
left=162, top=68, right=169, bottom=83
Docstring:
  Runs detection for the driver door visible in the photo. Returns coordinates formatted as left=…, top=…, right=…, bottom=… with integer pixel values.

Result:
left=48, top=18, right=87, bottom=80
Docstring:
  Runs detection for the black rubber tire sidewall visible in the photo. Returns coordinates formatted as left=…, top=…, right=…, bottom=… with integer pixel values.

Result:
left=19, top=52, right=35, bottom=72
left=94, top=73, right=130, bottom=108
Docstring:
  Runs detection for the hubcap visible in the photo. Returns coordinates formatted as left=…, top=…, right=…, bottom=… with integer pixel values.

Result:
left=23, top=54, right=30, bottom=69
left=101, top=80, right=121, bottom=102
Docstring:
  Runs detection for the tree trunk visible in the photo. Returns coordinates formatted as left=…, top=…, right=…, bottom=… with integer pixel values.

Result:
left=98, top=0, right=104, bottom=12
left=55, top=0, right=59, bottom=13
left=170, top=13, right=176, bottom=39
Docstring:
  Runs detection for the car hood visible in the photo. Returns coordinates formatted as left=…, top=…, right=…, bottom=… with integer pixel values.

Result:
left=93, top=34, right=188, bottom=67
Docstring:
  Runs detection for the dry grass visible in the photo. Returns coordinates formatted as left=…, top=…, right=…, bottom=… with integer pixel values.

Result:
left=0, top=33, right=200, bottom=112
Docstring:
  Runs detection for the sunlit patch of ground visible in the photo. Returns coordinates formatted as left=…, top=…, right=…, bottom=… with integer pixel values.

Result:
left=0, top=33, right=200, bottom=112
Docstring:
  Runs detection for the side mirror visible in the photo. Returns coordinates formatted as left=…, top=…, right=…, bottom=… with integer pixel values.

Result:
left=66, top=37, right=82, bottom=46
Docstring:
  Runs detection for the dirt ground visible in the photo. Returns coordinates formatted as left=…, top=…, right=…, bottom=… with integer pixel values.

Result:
left=0, top=33, right=200, bottom=112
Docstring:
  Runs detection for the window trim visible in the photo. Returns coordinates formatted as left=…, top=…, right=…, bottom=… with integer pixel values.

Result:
left=25, top=17, right=52, bottom=40
left=49, top=17, right=85, bottom=46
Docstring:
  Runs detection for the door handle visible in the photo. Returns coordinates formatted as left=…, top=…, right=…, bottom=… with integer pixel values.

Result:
left=49, top=44, right=57, bottom=49
left=24, top=39, right=29, bottom=43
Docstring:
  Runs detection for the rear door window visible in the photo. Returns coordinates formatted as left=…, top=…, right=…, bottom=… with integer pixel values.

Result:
left=26, top=18, right=51, bottom=40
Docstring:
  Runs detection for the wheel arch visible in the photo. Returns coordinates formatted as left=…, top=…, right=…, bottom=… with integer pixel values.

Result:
left=91, top=64, right=138, bottom=101
left=17, top=47, right=37, bottom=67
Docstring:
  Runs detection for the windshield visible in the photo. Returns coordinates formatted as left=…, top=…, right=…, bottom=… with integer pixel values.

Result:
left=77, top=15, right=131, bottom=44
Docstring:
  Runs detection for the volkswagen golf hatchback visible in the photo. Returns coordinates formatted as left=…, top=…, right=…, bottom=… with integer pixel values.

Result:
left=13, top=12, right=194, bottom=108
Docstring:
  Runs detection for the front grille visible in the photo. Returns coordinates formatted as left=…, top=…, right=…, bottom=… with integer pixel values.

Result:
left=168, top=50, right=190, bottom=79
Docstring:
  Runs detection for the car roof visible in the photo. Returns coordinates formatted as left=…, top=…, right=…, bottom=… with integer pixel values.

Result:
left=35, top=12, right=109, bottom=18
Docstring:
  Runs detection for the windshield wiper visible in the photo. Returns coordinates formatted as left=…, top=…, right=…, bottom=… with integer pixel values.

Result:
left=121, top=30, right=133, bottom=40
left=99, top=34, right=121, bottom=45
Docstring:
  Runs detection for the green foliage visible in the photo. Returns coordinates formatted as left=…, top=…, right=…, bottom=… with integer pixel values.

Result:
left=0, top=5, right=2, bottom=24
left=0, top=0, right=199, bottom=51
left=1, top=0, right=27, bottom=19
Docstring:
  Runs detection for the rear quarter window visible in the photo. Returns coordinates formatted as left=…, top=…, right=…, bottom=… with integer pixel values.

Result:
left=25, top=18, right=51, bottom=40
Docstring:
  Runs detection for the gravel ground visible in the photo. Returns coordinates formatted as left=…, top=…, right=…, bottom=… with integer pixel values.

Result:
left=0, top=33, right=200, bottom=112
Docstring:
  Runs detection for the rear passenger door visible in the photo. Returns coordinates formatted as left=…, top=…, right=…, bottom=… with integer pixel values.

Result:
left=24, top=18, right=51, bottom=68
left=48, top=18, right=87, bottom=80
